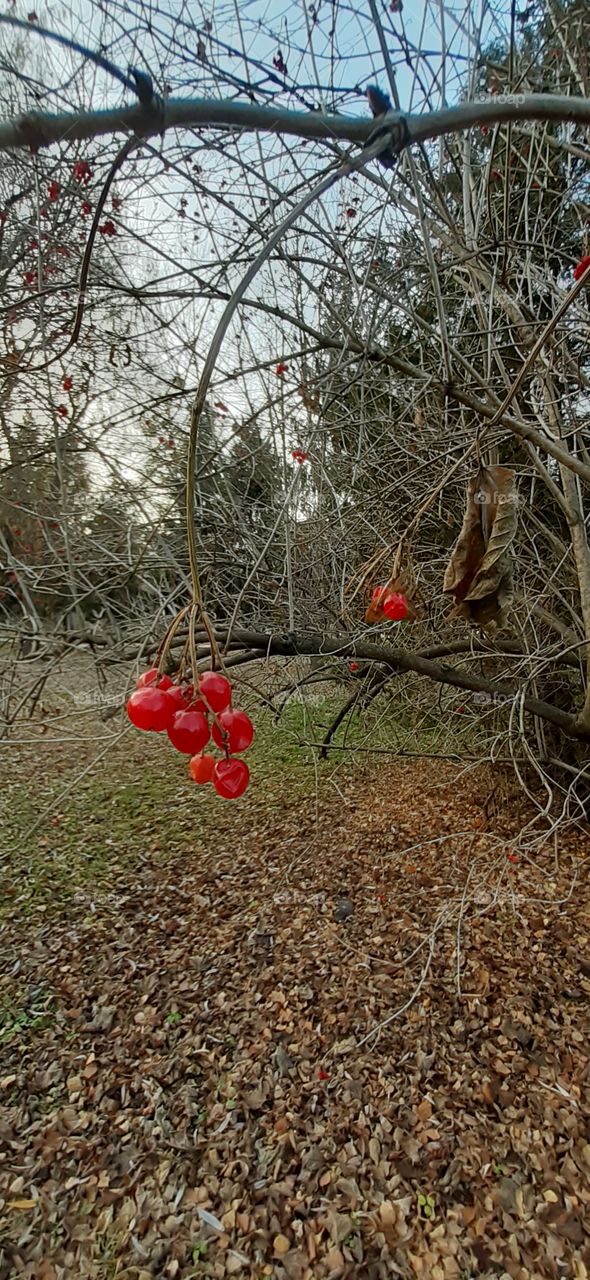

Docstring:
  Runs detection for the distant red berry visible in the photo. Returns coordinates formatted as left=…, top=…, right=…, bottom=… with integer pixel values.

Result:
left=211, top=758, right=250, bottom=799
left=56, top=404, right=68, bottom=418
left=48, top=180, right=60, bottom=202
left=349, top=661, right=360, bottom=672
left=99, top=220, right=116, bottom=237
left=167, top=439, right=174, bottom=448
left=345, top=207, right=357, bottom=218
left=573, top=255, right=590, bottom=282
left=275, top=362, right=288, bottom=376
left=23, top=270, right=36, bottom=286
left=81, top=200, right=92, bottom=216
left=111, top=196, right=122, bottom=210
left=27, top=12, right=38, bottom=22
left=370, top=585, right=389, bottom=608
left=72, top=159, right=92, bottom=184
left=383, top=592, right=409, bottom=621
left=507, top=853, right=519, bottom=864
left=316, top=1067, right=330, bottom=1080
left=62, top=375, right=73, bottom=392
left=291, top=449, right=309, bottom=464
left=29, top=238, right=39, bottom=250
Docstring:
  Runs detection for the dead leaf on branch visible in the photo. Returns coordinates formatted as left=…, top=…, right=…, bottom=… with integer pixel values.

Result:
left=443, top=465, right=518, bottom=630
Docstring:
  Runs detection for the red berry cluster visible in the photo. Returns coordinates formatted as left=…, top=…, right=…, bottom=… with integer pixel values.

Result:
left=370, top=586, right=409, bottom=621
left=291, top=448, right=309, bottom=464
left=127, top=669, right=254, bottom=799
left=73, top=160, right=92, bottom=185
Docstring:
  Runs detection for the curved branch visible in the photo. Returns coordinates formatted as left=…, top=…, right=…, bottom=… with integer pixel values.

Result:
left=1, top=91, right=589, bottom=154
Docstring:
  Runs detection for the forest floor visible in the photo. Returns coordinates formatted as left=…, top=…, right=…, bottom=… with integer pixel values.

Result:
left=1, top=673, right=590, bottom=1280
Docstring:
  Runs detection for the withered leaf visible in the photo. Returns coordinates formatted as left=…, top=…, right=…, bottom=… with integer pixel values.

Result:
left=443, top=465, right=517, bottom=629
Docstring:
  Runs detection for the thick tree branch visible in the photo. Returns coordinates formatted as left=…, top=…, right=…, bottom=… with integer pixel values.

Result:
left=204, top=628, right=587, bottom=739
left=1, top=92, right=589, bottom=154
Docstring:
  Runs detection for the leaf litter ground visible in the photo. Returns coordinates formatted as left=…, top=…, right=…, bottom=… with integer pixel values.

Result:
left=1, top=711, right=590, bottom=1280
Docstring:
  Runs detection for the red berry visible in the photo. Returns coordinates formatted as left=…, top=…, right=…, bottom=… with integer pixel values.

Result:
left=23, top=270, right=35, bottom=286
left=275, top=362, right=288, bottom=376
left=167, top=708, right=210, bottom=754
left=179, top=685, right=207, bottom=713
left=349, top=661, right=360, bottom=672
left=383, top=592, right=409, bottom=621
left=573, top=255, right=590, bottom=282
left=137, top=667, right=173, bottom=690
left=127, top=687, right=175, bottom=732
left=81, top=200, right=92, bottom=216
left=167, top=684, right=188, bottom=710
left=198, top=671, right=232, bottom=713
left=29, top=238, right=39, bottom=250
left=62, top=375, right=73, bottom=391
left=73, top=159, right=92, bottom=184
left=48, top=180, right=60, bottom=201
left=56, top=404, right=68, bottom=418
left=212, top=758, right=250, bottom=799
left=212, top=709, right=254, bottom=753
left=99, top=219, right=117, bottom=237
left=345, top=207, right=356, bottom=218
left=189, top=753, right=216, bottom=784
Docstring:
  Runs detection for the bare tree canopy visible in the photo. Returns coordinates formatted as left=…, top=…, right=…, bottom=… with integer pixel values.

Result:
left=1, top=0, right=590, bottom=819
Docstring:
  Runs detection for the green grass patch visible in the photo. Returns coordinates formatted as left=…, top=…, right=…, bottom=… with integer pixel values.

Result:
left=0, top=694, right=474, bottom=923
